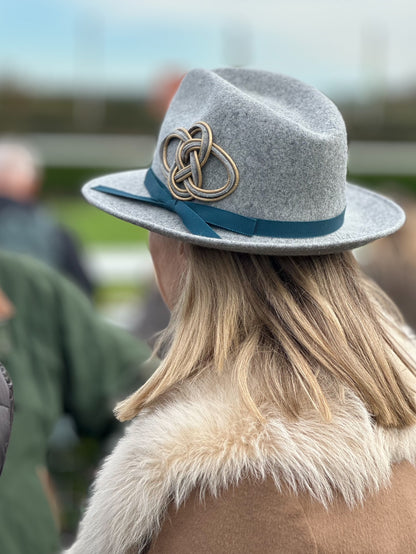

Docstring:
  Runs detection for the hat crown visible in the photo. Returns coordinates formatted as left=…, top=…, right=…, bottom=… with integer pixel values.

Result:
left=151, top=68, right=348, bottom=222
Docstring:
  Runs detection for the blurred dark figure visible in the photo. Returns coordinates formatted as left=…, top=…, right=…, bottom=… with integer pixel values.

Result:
left=363, top=194, right=416, bottom=331
left=135, top=284, right=170, bottom=347
left=132, top=70, right=184, bottom=346
left=0, top=141, right=93, bottom=295
left=0, top=292, right=15, bottom=476
left=0, top=362, right=13, bottom=476
left=0, top=250, right=151, bottom=553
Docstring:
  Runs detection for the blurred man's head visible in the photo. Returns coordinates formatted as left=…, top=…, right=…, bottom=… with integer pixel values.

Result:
left=0, top=142, right=42, bottom=202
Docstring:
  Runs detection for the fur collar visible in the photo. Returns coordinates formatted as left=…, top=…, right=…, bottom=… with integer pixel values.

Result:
left=67, top=363, right=416, bottom=554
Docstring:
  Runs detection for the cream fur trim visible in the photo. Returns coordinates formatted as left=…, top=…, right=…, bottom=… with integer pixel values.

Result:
left=66, top=366, right=416, bottom=554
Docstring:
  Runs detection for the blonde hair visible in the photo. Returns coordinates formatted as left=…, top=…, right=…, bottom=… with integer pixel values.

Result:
left=116, top=247, right=416, bottom=429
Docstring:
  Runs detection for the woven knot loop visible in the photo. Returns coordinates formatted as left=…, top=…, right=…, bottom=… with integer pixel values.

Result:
left=161, top=121, right=239, bottom=202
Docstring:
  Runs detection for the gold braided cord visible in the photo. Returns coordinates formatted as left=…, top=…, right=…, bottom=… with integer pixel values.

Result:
left=161, top=121, right=239, bottom=202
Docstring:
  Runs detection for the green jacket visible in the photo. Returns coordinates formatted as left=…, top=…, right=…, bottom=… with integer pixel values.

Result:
left=0, top=251, right=150, bottom=553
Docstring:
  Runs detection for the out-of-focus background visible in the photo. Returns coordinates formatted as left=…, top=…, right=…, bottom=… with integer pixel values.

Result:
left=2, top=0, right=416, bottom=323
left=1, top=0, right=416, bottom=547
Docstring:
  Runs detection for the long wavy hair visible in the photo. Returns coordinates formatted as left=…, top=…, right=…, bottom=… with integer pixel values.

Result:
left=116, top=247, right=416, bottom=429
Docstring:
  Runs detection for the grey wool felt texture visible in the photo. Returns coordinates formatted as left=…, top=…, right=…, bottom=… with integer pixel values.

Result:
left=82, top=68, right=405, bottom=255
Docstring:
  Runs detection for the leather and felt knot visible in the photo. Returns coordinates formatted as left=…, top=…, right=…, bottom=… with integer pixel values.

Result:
left=162, top=121, right=240, bottom=202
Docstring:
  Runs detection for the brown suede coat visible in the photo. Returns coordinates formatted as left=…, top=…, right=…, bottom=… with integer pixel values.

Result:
left=149, top=461, right=416, bottom=553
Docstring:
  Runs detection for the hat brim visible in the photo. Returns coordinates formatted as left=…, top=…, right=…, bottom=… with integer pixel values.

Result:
left=82, top=169, right=405, bottom=255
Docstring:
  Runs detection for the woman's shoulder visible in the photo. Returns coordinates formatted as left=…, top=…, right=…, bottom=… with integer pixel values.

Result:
left=122, top=367, right=415, bottom=524
left=146, top=475, right=317, bottom=554
left=146, top=460, right=416, bottom=554
left=67, top=366, right=416, bottom=553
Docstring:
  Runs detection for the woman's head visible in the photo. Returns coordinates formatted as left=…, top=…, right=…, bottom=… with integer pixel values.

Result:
left=117, top=235, right=416, bottom=430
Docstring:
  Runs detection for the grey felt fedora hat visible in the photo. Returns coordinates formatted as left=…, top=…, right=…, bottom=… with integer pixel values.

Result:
left=82, top=68, right=405, bottom=255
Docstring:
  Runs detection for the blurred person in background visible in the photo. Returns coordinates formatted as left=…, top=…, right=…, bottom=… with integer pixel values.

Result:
left=133, top=70, right=185, bottom=344
left=363, top=196, right=416, bottom=333
left=0, top=250, right=151, bottom=554
left=0, top=141, right=93, bottom=295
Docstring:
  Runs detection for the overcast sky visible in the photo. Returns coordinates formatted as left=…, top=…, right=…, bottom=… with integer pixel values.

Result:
left=1, top=0, right=415, bottom=99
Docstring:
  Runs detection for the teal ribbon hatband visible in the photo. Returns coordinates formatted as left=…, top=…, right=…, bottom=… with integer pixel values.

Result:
left=92, top=169, right=346, bottom=240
